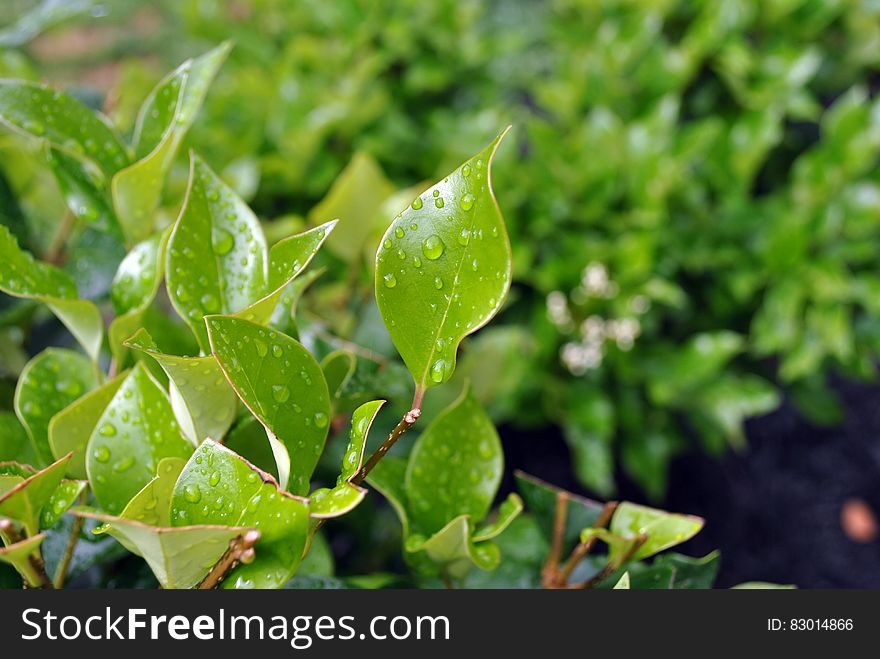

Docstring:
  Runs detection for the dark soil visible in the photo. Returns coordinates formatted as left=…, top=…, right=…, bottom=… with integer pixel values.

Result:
left=499, top=378, right=880, bottom=588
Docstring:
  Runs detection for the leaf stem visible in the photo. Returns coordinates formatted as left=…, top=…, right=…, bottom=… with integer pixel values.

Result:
left=45, top=209, right=75, bottom=265
left=53, top=490, right=88, bottom=588
left=197, top=530, right=260, bottom=590
left=541, top=491, right=569, bottom=588
left=558, top=501, right=617, bottom=584
left=571, top=534, right=646, bottom=590
left=351, top=388, right=425, bottom=487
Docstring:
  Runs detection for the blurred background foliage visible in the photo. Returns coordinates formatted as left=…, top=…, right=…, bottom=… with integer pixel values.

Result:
left=3, top=0, right=880, bottom=502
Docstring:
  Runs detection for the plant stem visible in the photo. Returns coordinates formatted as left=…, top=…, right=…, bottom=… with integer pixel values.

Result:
left=558, top=501, right=617, bottom=584
left=572, top=534, right=646, bottom=590
left=541, top=491, right=569, bottom=588
left=198, top=530, right=260, bottom=590
left=92, top=359, right=105, bottom=386
left=45, top=209, right=75, bottom=265
left=54, top=490, right=88, bottom=588
left=351, top=388, right=425, bottom=487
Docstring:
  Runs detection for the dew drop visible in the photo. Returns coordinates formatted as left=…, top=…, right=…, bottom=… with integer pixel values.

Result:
left=434, top=276, right=443, bottom=289
left=422, top=235, right=445, bottom=260
left=254, top=339, right=267, bottom=357
left=93, top=446, right=110, bottom=463
left=212, top=228, right=235, bottom=255
left=462, top=164, right=471, bottom=177
left=383, top=273, right=397, bottom=288
left=434, top=197, right=445, bottom=208
left=183, top=484, right=202, bottom=503
left=411, top=197, right=423, bottom=210
left=314, top=412, right=328, bottom=428
left=272, top=345, right=283, bottom=358
left=458, top=228, right=471, bottom=246
left=461, top=193, right=476, bottom=211
left=430, top=359, right=448, bottom=383
left=99, top=423, right=117, bottom=437
left=209, top=471, right=221, bottom=487
left=395, top=227, right=405, bottom=239
left=272, top=385, right=290, bottom=403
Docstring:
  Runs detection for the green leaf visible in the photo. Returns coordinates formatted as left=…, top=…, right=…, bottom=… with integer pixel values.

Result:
left=405, top=384, right=502, bottom=535
left=206, top=316, right=330, bottom=494
left=0, top=533, right=46, bottom=587
left=86, top=363, right=192, bottom=514
left=46, top=146, right=121, bottom=236
left=171, top=440, right=310, bottom=589
left=365, top=456, right=410, bottom=537
left=321, top=350, right=357, bottom=403
left=124, top=329, right=237, bottom=445
left=167, top=152, right=268, bottom=349
left=514, top=471, right=606, bottom=551
left=650, top=551, right=721, bottom=589
left=0, top=225, right=103, bottom=361
left=15, top=348, right=97, bottom=465
left=48, top=371, right=126, bottom=478
left=614, top=572, right=631, bottom=589
left=309, top=152, right=394, bottom=262
left=107, top=228, right=170, bottom=366
left=609, top=502, right=704, bottom=562
left=39, top=479, right=86, bottom=529
left=119, top=457, right=186, bottom=527
left=73, top=507, right=247, bottom=590
left=0, top=454, right=70, bottom=535
left=309, top=400, right=383, bottom=518
left=407, top=516, right=501, bottom=580
left=248, top=220, right=337, bottom=327
left=0, top=80, right=128, bottom=179
left=473, top=493, right=523, bottom=542
left=0, top=411, right=35, bottom=465
left=376, top=128, right=512, bottom=391
left=112, top=43, right=231, bottom=244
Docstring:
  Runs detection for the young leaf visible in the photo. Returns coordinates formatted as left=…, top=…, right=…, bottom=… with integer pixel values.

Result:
left=86, top=363, right=192, bottom=514
left=0, top=454, right=70, bottom=535
left=74, top=508, right=247, bottom=590
left=614, top=572, right=631, bottom=589
left=108, top=228, right=171, bottom=366
left=171, top=440, right=310, bottom=588
left=167, top=153, right=268, bottom=349
left=112, top=43, right=231, bottom=244
left=15, top=348, right=97, bottom=465
left=309, top=152, right=394, bottom=262
left=206, top=316, right=330, bottom=494
left=233, top=220, right=337, bottom=328
left=39, top=479, right=87, bottom=529
left=609, top=502, right=704, bottom=562
left=0, top=533, right=46, bottom=587
left=376, top=128, right=512, bottom=391
left=125, top=329, right=237, bottom=445
left=309, top=400, right=384, bottom=518
left=0, top=225, right=103, bottom=361
left=0, top=80, right=128, bottom=178
left=407, top=516, right=501, bottom=580
left=48, top=371, right=127, bottom=479
left=321, top=350, right=357, bottom=403
left=46, top=145, right=122, bottom=236
left=120, top=457, right=186, bottom=527
left=472, top=493, right=523, bottom=542
left=404, top=384, right=503, bottom=535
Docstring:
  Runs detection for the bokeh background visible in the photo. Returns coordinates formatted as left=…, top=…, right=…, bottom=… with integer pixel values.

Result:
left=3, top=0, right=880, bottom=586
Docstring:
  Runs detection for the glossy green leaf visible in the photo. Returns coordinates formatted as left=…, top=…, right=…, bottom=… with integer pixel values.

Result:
left=112, top=43, right=231, bottom=244
left=86, top=363, right=192, bottom=514
left=0, top=454, right=70, bottom=535
left=74, top=508, right=247, bottom=590
left=15, top=348, right=97, bottom=465
left=405, top=384, right=502, bottom=535
left=473, top=493, right=523, bottom=542
left=376, top=128, right=512, bottom=390
left=206, top=316, right=330, bottom=494
left=0, top=533, right=46, bottom=587
left=0, top=412, right=33, bottom=466
left=0, top=80, right=128, bottom=178
left=514, top=471, right=606, bottom=551
left=407, top=516, right=501, bottom=580
left=233, top=220, right=337, bottom=329
left=125, top=329, right=236, bottom=445
left=609, top=502, right=704, bottom=562
left=39, top=479, right=86, bottom=529
left=309, top=153, right=394, bottom=262
left=119, top=457, right=186, bottom=527
left=309, top=400, right=383, bottom=519
left=46, top=146, right=121, bottom=236
left=321, top=350, right=356, bottom=403
left=167, top=153, right=268, bottom=349
left=171, top=440, right=310, bottom=589
left=107, top=227, right=170, bottom=367
left=48, top=370, right=126, bottom=479
left=0, top=225, right=103, bottom=361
